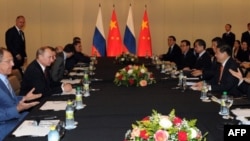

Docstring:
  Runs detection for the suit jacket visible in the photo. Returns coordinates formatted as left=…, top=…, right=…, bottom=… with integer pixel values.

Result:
left=179, top=49, right=196, bottom=70
left=194, top=51, right=212, bottom=70
left=202, top=57, right=220, bottom=80
left=161, top=44, right=182, bottom=69
left=238, top=81, right=250, bottom=99
left=5, top=26, right=27, bottom=68
left=20, top=60, right=62, bottom=97
left=0, top=79, right=27, bottom=141
left=65, top=52, right=91, bottom=71
left=208, top=57, right=242, bottom=96
left=50, top=52, right=65, bottom=82
left=222, top=32, right=235, bottom=48
left=241, top=31, right=250, bottom=46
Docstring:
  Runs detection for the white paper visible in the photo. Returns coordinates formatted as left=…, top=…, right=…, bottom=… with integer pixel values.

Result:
left=72, top=67, right=88, bottom=71
left=40, top=101, right=67, bottom=111
left=69, top=72, right=84, bottom=76
left=13, top=120, right=60, bottom=137
left=61, top=79, right=81, bottom=84
left=232, top=108, right=250, bottom=125
left=186, top=82, right=196, bottom=86
left=231, top=108, right=250, bottom=117
left=186, top=77, right=199, bottom=80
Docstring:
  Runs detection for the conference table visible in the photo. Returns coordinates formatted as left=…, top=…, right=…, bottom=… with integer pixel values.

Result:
left=5, top=57, right=239, bottom=141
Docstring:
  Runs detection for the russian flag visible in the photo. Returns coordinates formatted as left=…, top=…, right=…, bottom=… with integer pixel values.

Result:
left=123, top=5, right=136, bottom=54
left=91, top=5, right=106, bottom=57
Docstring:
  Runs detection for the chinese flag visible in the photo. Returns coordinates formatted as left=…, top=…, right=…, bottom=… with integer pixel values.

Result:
left=107, top=9, right=124, bottom=56
left=137, top=9, right=152, bottom=57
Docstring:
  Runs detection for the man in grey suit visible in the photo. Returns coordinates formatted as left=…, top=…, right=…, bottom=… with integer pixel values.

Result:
left=50, top=44, right=75, bottom=83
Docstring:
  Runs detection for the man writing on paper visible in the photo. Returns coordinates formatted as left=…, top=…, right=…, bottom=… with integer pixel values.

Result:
left=0, top=47, right=41, bottom=140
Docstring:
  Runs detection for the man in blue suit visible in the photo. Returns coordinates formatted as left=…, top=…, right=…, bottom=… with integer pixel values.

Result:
left=0, top=47, right=41, bottom=141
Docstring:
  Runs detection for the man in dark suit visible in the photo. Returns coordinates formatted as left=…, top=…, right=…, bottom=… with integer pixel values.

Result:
left=50, top=44, right=74, bottom=83
left=20, top=46, right=72, bottom=97
left=159, top=35, right=182, bottom=69
left=192, top=44, right=241, bottom=97
left=192, top=39, right=212, bottom=70
left=222, top=24, right=235, bottom=49
left=192, top=37, right=223, bottom=80
left=179, top=40, right=196, bottom=70
left=65, top=41, right=91, bottom=71
left=241, top=23, right=250, bottom=46
left=229, top=68, right=250, bottom=99
left=5, top=15, right=27, bottom=75
left=0, top=47, right=41, bottom=140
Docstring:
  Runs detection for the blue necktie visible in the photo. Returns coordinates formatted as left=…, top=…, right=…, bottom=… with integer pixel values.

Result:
left=4, top=77, right=15, bottom=98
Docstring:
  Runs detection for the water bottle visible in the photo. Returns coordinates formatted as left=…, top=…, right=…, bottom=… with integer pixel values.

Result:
left=83, top=83, right=90, bottom=97
left=178, top=70, right=184, bottom=87
left=200, top=81, right=208, bottom=100
left=220, top=91, right=228, bottom=115
left=48, top=125, right=60, bottom=141
left=65, top=100, right=75, bottom=128
left=83, top=72, right=89, bottom=83
left=75, top=86, right=84, bottom=110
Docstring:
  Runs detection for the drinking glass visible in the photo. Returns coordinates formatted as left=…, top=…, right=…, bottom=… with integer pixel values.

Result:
left=223, top=96, right=234, bottom=119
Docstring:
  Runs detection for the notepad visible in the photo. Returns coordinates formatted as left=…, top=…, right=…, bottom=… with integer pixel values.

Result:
left=40, top=101, right=67, bottom=111
left=13, top=120, right=60, bottom=137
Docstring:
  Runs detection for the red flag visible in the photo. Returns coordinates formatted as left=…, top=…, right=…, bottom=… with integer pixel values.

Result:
left=137, top=9, right=152, bottom=57
left=107, top=9, right=125, bottom=56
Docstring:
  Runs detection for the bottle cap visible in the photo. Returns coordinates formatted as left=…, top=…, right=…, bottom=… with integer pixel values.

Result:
left=50, top=125, right=56, bottom=130
left=67, top=100, right=72, bottom=105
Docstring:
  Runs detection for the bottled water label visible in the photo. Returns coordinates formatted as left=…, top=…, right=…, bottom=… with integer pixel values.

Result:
left=66, top=111, right=74, bottom=119
left=76, top=94, right=82, bottom=101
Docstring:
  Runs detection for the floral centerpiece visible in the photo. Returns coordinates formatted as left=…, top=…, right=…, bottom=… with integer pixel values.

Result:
left=115, top=52, right=138, bottom=64
left=114, top=64, right=156, bottom=87
left=124, top=109, right=207, bottom=141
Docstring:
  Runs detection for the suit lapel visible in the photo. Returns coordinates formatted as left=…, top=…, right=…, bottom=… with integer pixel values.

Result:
left=0, top=79, right=15, bottom=99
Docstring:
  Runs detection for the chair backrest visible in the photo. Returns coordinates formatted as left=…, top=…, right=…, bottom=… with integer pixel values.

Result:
left=11, top=69, right=22, bottom=82
left=8, top=75, right=21, bottom=95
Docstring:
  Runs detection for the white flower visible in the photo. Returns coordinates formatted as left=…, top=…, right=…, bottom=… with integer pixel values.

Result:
left=140, top=68, right=146, bottom=73
left=128, top=69, right=133, bottom=75
left=159, top=116, right=172, bottom=129
left=190, top=128, right=198, bottom=139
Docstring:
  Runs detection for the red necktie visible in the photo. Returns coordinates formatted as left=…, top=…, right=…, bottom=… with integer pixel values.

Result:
left=218, top=65, right=224, bottom=84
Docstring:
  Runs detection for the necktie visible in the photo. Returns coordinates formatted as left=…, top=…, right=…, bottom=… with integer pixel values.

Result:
left=19, top=30, right=24, bottom=40
left=4, top=77, right=15, bottom=98
left=218, top=65, right=224, bottom=84
left=44, top=68, right=48, bottom=79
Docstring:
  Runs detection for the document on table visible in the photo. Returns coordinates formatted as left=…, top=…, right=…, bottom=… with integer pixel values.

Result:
left=231, top=108, right=250, bottom=125
left=72, top=67, right=89, bottom=71
left=69, top=72, right=84, bottom=76
left=13, top=120, right=60, bottom=137
left=231, top=108, right=250, bottom=117
left=61, top=79, right=81, bottom=84
left=40, top=101, right=67, bottom=111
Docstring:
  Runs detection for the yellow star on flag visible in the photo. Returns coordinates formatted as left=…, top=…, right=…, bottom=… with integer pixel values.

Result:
left=110, top=20, right=117, bottom=30
left=141, top=20, right=148, bottom=30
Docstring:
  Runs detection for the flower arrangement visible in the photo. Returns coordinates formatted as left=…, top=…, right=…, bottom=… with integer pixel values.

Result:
left=114, top=64, right=156, bottom=87
left=115, top=52, right=138, bottom=64
left=124, top=109, right=207, bottom=141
